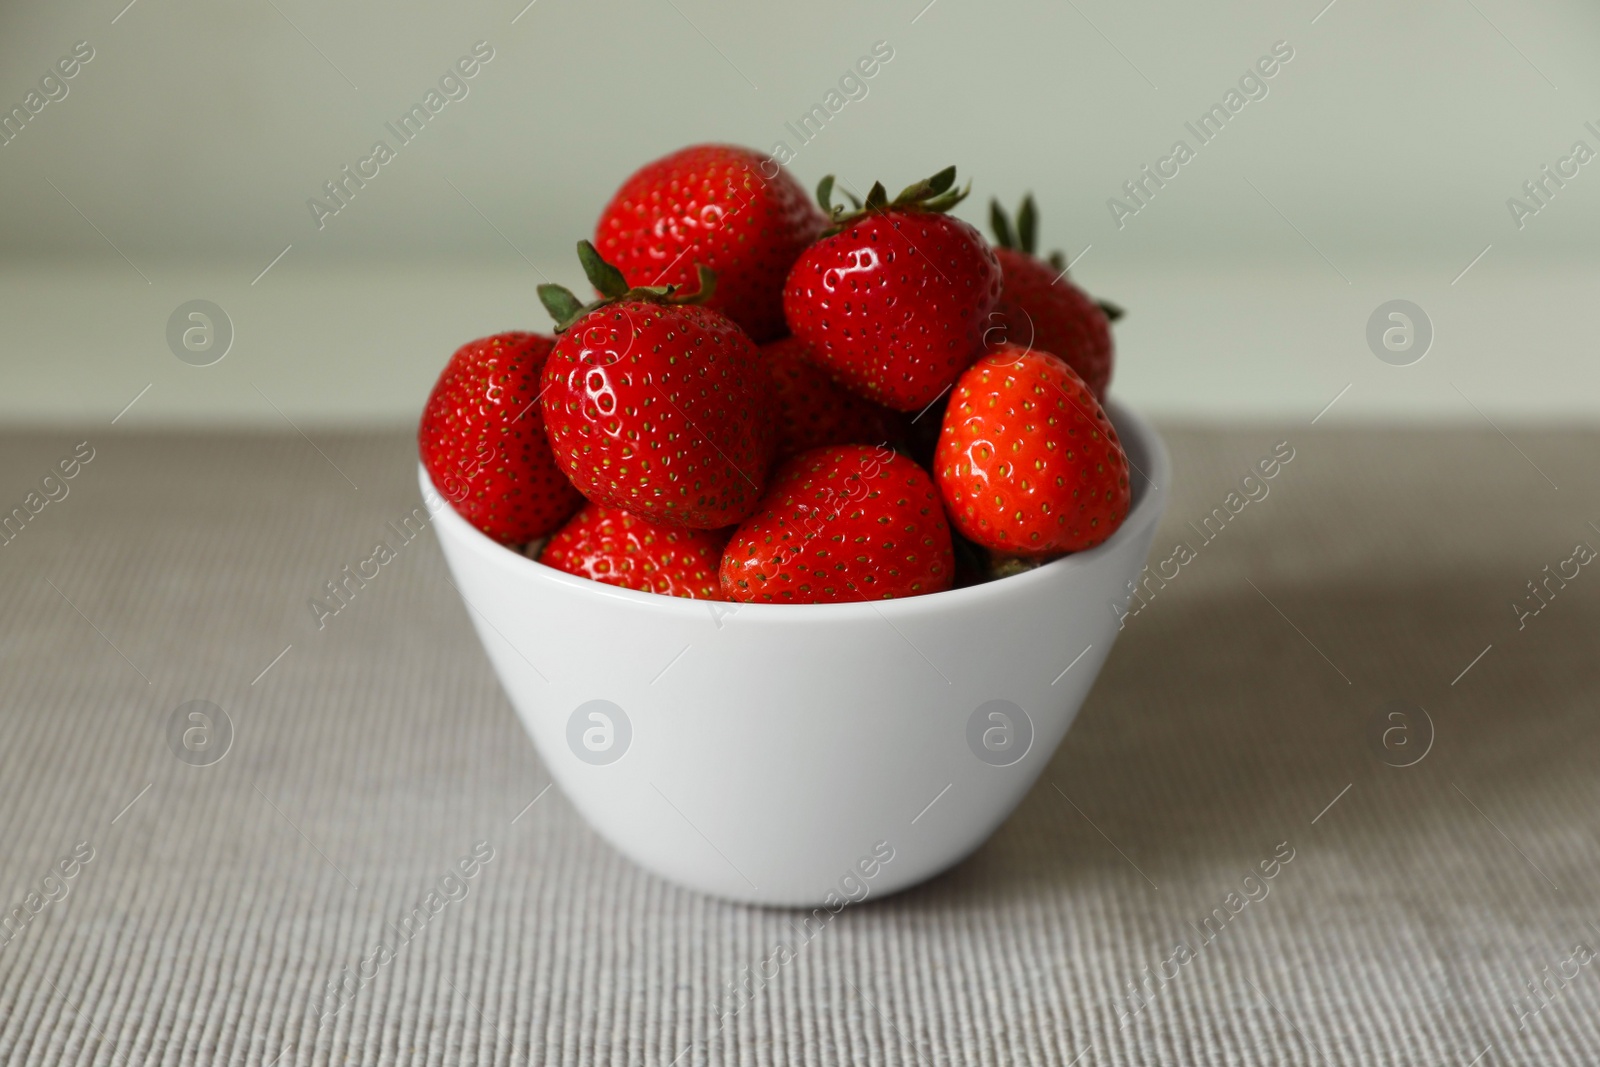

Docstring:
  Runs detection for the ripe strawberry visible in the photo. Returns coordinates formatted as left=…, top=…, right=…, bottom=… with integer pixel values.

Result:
left=721, top=445, right=954, bottom=603
left=987, top=196, right=1120, bottom=399
left=762, top=336, right=906, bottom=461
left=782, top=167, right=1002, bottom=413
left=595, top=144, right=826, bottom=344
left=538, top=243, right=775, bottom=530
left=418, top=331, right=583, bottom=544
left=935, top=344, right=1129, bottom=557
left=539, top=503, right=729, bottom=600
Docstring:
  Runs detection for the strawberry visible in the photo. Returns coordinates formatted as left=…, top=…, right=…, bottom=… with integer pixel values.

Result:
left=418, top=331, right=583, bottom=544
left=595, top=144, right=826, bottom=344
left=721, top=445, right=953, bottom=603
left=987, top=196, right=1120, bottom=399
left=538, top=243, right=775, bottom=530
left=935, top=344, right=1129, bottom=557
left=762, top=336, right=906, bottom=461
left=539, top=502, right=729, bottom=600
left=782, top=167, right=1002, bottom=413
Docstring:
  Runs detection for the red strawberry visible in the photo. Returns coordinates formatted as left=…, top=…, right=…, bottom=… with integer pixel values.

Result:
left=539, top=503, right=729, bottom=600
left=595, top=144, right=826, bottom=344
left=987, top=196, right=1119, bottom=399
left=721, top=445, right=954, bottom=604
left=782, top=167, right=1002, bottom=413
left=935, top=344, right=1129, bottom=557
left=762, top=336, right=906, bottom=461
left=419, top=331, right=582, bottom=543
left=538, top=243, right=775, bottom=530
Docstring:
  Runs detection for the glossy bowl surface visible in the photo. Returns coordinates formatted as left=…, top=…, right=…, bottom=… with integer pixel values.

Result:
left=427, top=402, right=1169, bottom=905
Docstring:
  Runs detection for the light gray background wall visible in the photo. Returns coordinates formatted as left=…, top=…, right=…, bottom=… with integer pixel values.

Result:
left=1, top=0, right=1597, bottom=426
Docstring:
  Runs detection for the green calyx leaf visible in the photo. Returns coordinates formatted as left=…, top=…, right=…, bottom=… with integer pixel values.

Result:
left=577, top=239, right=629, bottom=299
left=817, top=166, right=970, bottom=235
left=817, top=175, right=865, bottom=225
left=991, top=194, right=1040, bottom=255
left=537, top=284, right=586, bottom=329
left=692, top=264, right=718, bottom=304
left=989, top=199, right=1016, bottom=250
left=816, top=175, right=837, bottom=216
left=987, top=198, right=1126, bottom=322
left=894, top=165, right=956, bottom=204
left=539, top=241, right=718, bottom=333
left=1017, top=194, right=1038, bottom=255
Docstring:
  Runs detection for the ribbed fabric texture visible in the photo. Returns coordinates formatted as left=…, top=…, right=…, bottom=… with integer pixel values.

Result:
left=0, top=426, right=1595, bottom=1065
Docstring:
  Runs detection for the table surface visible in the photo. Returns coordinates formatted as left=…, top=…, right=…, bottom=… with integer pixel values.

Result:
left=0, top=424, right=1595, bottom=1066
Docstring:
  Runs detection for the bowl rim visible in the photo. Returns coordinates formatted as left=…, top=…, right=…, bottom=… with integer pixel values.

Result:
left=423, top=398, right=1170, bottom=622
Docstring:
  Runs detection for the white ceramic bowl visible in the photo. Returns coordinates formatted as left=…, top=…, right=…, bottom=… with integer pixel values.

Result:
left=426, top=401, right=1169, bottom=906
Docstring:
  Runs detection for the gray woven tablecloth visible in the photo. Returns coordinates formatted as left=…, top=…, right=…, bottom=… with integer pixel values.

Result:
left=1, top=424, right=1596, bottom=1066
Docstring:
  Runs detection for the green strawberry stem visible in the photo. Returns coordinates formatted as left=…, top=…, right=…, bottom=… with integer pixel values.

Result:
left=815, top=165, right=969, bottom=234
left=537, top=240, right=717, bottom=334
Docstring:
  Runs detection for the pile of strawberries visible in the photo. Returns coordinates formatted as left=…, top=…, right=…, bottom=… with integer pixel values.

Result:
left=419, top=144, right=1131, bottom=604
